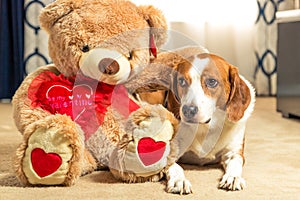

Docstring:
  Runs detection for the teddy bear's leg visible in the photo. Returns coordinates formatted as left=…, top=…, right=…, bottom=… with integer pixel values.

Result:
left=14, top=114, right=96, bottom=186
left=81, top=148, right=98, bottom=176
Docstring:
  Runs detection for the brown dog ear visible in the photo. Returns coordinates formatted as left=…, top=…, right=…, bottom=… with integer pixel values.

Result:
left=138, top=5, right=168, bottom=49
left=226, top=65, right=251, bottom=122
left=39, top=0, right=81, bottom=33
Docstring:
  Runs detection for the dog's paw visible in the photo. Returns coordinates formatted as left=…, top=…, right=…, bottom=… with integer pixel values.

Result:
left=219, top=173, right=246, bottom=191
left=167, top=178, right=193, bottom=195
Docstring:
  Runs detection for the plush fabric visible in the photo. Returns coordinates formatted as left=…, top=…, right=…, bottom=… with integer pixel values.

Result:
left=31, top=148, right=62, bottom=178
left=11, top=0, right=181, bottom=187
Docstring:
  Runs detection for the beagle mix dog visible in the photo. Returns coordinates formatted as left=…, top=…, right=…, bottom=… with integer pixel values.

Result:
left=137, top=52, right=255, bottom=192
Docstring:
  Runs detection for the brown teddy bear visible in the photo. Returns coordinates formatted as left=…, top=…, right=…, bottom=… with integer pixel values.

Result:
left=12, top=0, right=193, bottom=194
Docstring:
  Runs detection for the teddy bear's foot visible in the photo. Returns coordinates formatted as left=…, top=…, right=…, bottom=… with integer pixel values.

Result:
left=14, top=115, right=86, bottom=186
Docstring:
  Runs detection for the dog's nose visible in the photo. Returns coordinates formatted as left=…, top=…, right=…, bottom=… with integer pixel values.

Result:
left=98, top=58, right=120, bottom=75
left=182, top=105, right=198, bottom=119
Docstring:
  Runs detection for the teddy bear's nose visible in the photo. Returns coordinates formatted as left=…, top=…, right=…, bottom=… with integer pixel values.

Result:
left=98, top=58, right=120, bottom=75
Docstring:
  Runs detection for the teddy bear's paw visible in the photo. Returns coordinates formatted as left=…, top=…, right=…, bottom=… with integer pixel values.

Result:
left=129, top=104, right=178, bottom=142
left=16, top=115, right=84, bottom=186
left=119, top=105, right=178, bottom=178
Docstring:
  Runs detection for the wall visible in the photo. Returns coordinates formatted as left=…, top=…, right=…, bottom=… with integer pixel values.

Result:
left=132, top=0, right=257, bottom=84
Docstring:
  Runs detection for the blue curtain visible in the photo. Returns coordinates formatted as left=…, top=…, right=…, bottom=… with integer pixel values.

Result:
left=0, top=0, right=24, bottom=99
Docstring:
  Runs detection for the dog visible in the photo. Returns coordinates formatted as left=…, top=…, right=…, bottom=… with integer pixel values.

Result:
left=135, top=49, right=255, bottom=192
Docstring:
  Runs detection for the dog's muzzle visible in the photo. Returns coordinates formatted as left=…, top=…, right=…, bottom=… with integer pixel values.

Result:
left=181, top=105, right=211, bottom=124
left=182, top=105, right=198, bottom=119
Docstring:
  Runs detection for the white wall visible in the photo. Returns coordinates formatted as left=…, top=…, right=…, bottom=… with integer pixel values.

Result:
left=132, top=0, right=257, bottom=82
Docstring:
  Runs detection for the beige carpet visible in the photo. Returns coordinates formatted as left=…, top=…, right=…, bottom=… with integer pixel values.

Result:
left=0, top=97, right=299, bottom=200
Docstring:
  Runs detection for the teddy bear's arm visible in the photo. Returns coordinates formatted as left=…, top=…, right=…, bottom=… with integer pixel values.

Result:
left=125, top=49, right=189, bottom=94
left=12, top=65, right=60, bottom=133
left=126, top=46, right=210, bottom=94
left=125, top=62, right=172, bottom=94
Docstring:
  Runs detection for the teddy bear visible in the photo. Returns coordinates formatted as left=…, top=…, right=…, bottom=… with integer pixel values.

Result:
left=11, top=0, right=193, bottom=194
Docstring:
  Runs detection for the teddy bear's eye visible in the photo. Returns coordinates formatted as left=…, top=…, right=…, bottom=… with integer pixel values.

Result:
left=81, top=45, right=90, bottom=52
left=128, top=51, right=133, bottom=60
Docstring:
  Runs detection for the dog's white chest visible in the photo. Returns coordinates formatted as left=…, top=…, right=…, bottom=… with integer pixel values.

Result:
left=181, top=110, right=246, bottom=165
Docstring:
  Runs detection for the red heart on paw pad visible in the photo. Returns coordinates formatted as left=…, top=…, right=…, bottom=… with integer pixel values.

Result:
left=31, top=148, right=62, bottom=178
left=137, top=137, right=166, bottom=166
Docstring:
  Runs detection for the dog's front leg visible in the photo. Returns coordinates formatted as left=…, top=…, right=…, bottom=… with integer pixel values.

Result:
left=165, top=163, right=192, bottom=195
left=219, top=150, right=246, bottom=191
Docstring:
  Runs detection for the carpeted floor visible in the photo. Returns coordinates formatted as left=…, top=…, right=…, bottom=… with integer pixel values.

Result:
left=0, top=97, right=299, bottom=200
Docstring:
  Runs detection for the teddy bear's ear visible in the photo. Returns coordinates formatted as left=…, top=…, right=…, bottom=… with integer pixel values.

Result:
left=139, top=5, right=168, bottom=49
left=39, top=0, right=81, bottom=33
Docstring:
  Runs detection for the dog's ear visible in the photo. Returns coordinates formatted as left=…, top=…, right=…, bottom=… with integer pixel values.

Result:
left=226, top=65, right=251, bottom=122
left=170, top=64, right=181, bottom=101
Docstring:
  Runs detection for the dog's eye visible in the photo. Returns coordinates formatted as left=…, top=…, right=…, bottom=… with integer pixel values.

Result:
left=205, top=78, right=218, bottom=88
left=81, top=45, right=90, bottom=52
left=178, top=77, right=188, bottom=87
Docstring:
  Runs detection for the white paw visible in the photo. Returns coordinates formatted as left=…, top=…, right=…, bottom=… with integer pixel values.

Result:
left=167, top=178, right=193, bottom=195
left=219, top=173, right=246, bottom=191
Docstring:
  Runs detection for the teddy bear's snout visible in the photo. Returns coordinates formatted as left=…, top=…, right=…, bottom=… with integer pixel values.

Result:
left=80, top=48, right=131, bottom=85
left=98, top=58, right=120, bottom=75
